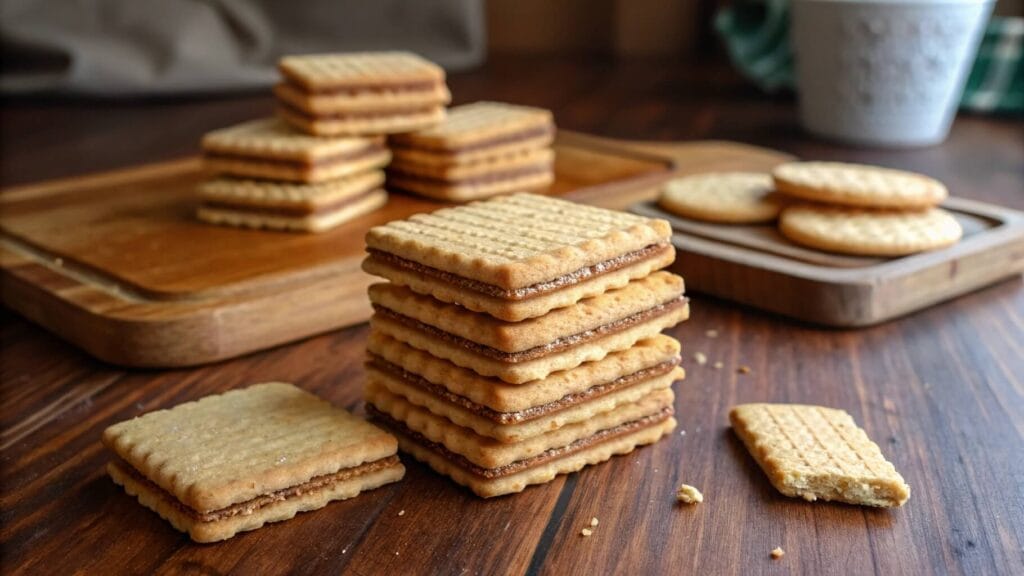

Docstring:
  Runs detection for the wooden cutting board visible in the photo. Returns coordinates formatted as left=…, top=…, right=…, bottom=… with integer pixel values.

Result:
left=1, top=131, right=713, bottom=368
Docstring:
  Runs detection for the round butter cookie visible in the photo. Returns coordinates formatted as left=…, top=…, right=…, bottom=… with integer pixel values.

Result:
left=772, top=161, right=947, bottom=209
left=779, top=204, right=962, bottom=256
left=658, top=172, right=781, bottom=224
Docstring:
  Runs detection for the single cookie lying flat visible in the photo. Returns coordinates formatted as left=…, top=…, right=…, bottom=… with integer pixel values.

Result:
left=659, top=172, right=782, bottom=224
left=773, top=161, right=947, bottom=209
left=276, top=52, right=449, bottom=136
left=103, top=382, right=404, bottom=542
left=729, top=403, right=910, bottom=507
left=363, top=193, right=675, bottom=321
left=202, top=117, right=390, bottom=183
left=779, top=204, right=962, bottom=256
left=197, top=172, right=387, bottom=232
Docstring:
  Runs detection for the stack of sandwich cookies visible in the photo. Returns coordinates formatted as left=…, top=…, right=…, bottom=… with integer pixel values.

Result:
left=198, top=117, right=390, bottom=231
left=362, top=193, right=677, bottom=321
left=362, top=193, right=688, bottom=497
left=103, top=382, right=404, bottom=542
left=276, top=52, right=450, bottom=136
left=387, top=102, right=555, bottom=201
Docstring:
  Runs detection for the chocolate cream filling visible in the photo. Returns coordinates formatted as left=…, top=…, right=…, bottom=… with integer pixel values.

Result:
left=389, top=125, right=555, bottom=155
left=281, top=102, right=440, bottom=121
left=204, top=142, right=387, bottom=170
left=112, top=455, right=400, bottom=523
left=365, top=243, right=672, bottom=301
left=372, top=294, right=687, bottom=363
left=202, top=188, right=379, bottom=217
left=367, top=354, right=680, bottom=424
left=282, top=79, right=443, bottom=96
left=386, top=163, right=552, bottom=186
left=367, top=405, right=673, bottom=479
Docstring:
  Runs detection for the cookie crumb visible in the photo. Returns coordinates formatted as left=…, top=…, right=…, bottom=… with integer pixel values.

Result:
left=676, top=484, right=703, bottom=504
left=771, top=547, right=785, bottom=559
left=581, top=528, right=593, bottom=537
left=590, top=517, right=599, bottom=527
left=705, top=329, right=719, bottom=338
left=737, top=365, right=751, bottom=374
left=398, top=510, right=405, bottom=517
left=693, top=352, right=708, bottom=365
left=713, top=361, right=724, bottom=370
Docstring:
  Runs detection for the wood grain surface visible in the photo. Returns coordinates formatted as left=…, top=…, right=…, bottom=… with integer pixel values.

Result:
left=1, top=56, right=1022, bottom=576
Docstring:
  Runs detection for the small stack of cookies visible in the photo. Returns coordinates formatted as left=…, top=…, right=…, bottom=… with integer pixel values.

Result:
left=386, top=101, right=556, bottom=201
left=198, top=51, right=455, bottom=232
left=362, top=193, right=688, bottom=497
left=658, top=162, right=962, bottom=257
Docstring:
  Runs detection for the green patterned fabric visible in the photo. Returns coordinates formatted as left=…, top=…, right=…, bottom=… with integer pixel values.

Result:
left=715, top=2, right=1023, bottom=115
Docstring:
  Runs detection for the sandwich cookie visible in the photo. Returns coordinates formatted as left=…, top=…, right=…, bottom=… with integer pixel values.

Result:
left=387, top=101, right=556, bottom=201
left=202, top=117, right=390, bottom=183
left=103, top=382, right=404, bottom=542
left=366, top=384, right=676, bottom=498
left=363, top=193, right=677, bottom=321
left=276, top=52, right=449, bottom=136
left=366, top=332, right=684, bottom=443
left=368, top=271, right=688, bottom=384
left=198, top=171, right=387, bottom=232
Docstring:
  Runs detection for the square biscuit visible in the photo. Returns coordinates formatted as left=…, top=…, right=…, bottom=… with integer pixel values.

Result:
left=389, top=101, right=554, bottom=152
left=103, top=382, right=404, bottom=541
left=365, top=384, right=674, bottom=470
left=198, top=189, right=388, bottom=233
left=202, top=117, right=390, bottom=182
left=199, top=171, right=385, bottom=211
left=389, top=148, right=555, bottom=181
left=274, top=81, right=451, bottom=115
left=730, top=403, right=910, bottom=507
left=366, top=332, right=682, bottom=413
left=278, top=52, right=446, bottom=91
left=368, top=272, right=685, bottom=353
left=364, top=193, right=673, bottom=291
left=386, top=168, right=553, bottom=202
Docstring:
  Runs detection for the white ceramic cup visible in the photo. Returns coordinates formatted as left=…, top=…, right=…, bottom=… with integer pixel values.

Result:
left=791, top=0, right=994, bottom=147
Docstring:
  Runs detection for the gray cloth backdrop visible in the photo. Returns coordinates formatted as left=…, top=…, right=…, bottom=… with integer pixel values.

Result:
left=0, top=0, right=486, bottom=96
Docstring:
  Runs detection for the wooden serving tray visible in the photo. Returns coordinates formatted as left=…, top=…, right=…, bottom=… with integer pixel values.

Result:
left=0, top=131, right=681, bottom=368
left=632, top=197, right=1024, bottom=327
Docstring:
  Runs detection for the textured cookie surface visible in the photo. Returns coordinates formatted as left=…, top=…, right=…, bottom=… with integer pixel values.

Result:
left=199, top=171, right=385, bottom=209
left=365, top=193, right=672, bottom=289
left=274, top=81, right=450, bottom=114
left=390, top=101, right=554, bottom=150
left=369, top=299, right=689, bottom=383
left=389, top=148, right=554, bottom=180
left=366, top=332, right=681, bottom=412
left=366, top=385, right=673, bottom=469
left=198, top=189, right=387, bottom=233
left=659, top=172, right=782, bottom=224
left=779, top=204, right=962, bottom=256
left=387, top=169, right=553, bottom=202
left=387, top=413, right=675, bottom=498
left=730, top=403, right=911, bottom=507
left=201, top=117, right=380, bottom=161
left=102, top=382, right=399, bottom=512
left=369, top=272, right=684, bottom=352
left=279, top=52, right=445, bottom=90
left=279, top=105, right=446, bottom=137
left=773, top=161, right=947, bottom=208
left=362, top=242, right=675, bottom=322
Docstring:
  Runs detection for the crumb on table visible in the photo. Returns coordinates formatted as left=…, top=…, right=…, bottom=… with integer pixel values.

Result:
left=737, top=365, right=751, bottom=374
left=693, top=352, right=708, bottom=365
left=676, top=484, right=703, bottom=504
left=771, top=547, right=785, bottom=559
left=581, top=528, right=593, bottom=537
left=590, top=517, right=599, bottom=527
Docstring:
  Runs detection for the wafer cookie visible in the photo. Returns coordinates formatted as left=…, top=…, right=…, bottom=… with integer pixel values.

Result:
left=730, top=403, right=910, bottom=507
left=103, top=382, right=404, bottom=542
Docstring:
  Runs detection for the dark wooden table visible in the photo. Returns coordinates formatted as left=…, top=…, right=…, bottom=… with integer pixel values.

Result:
left=2, top=56, right=1023, bottom=576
